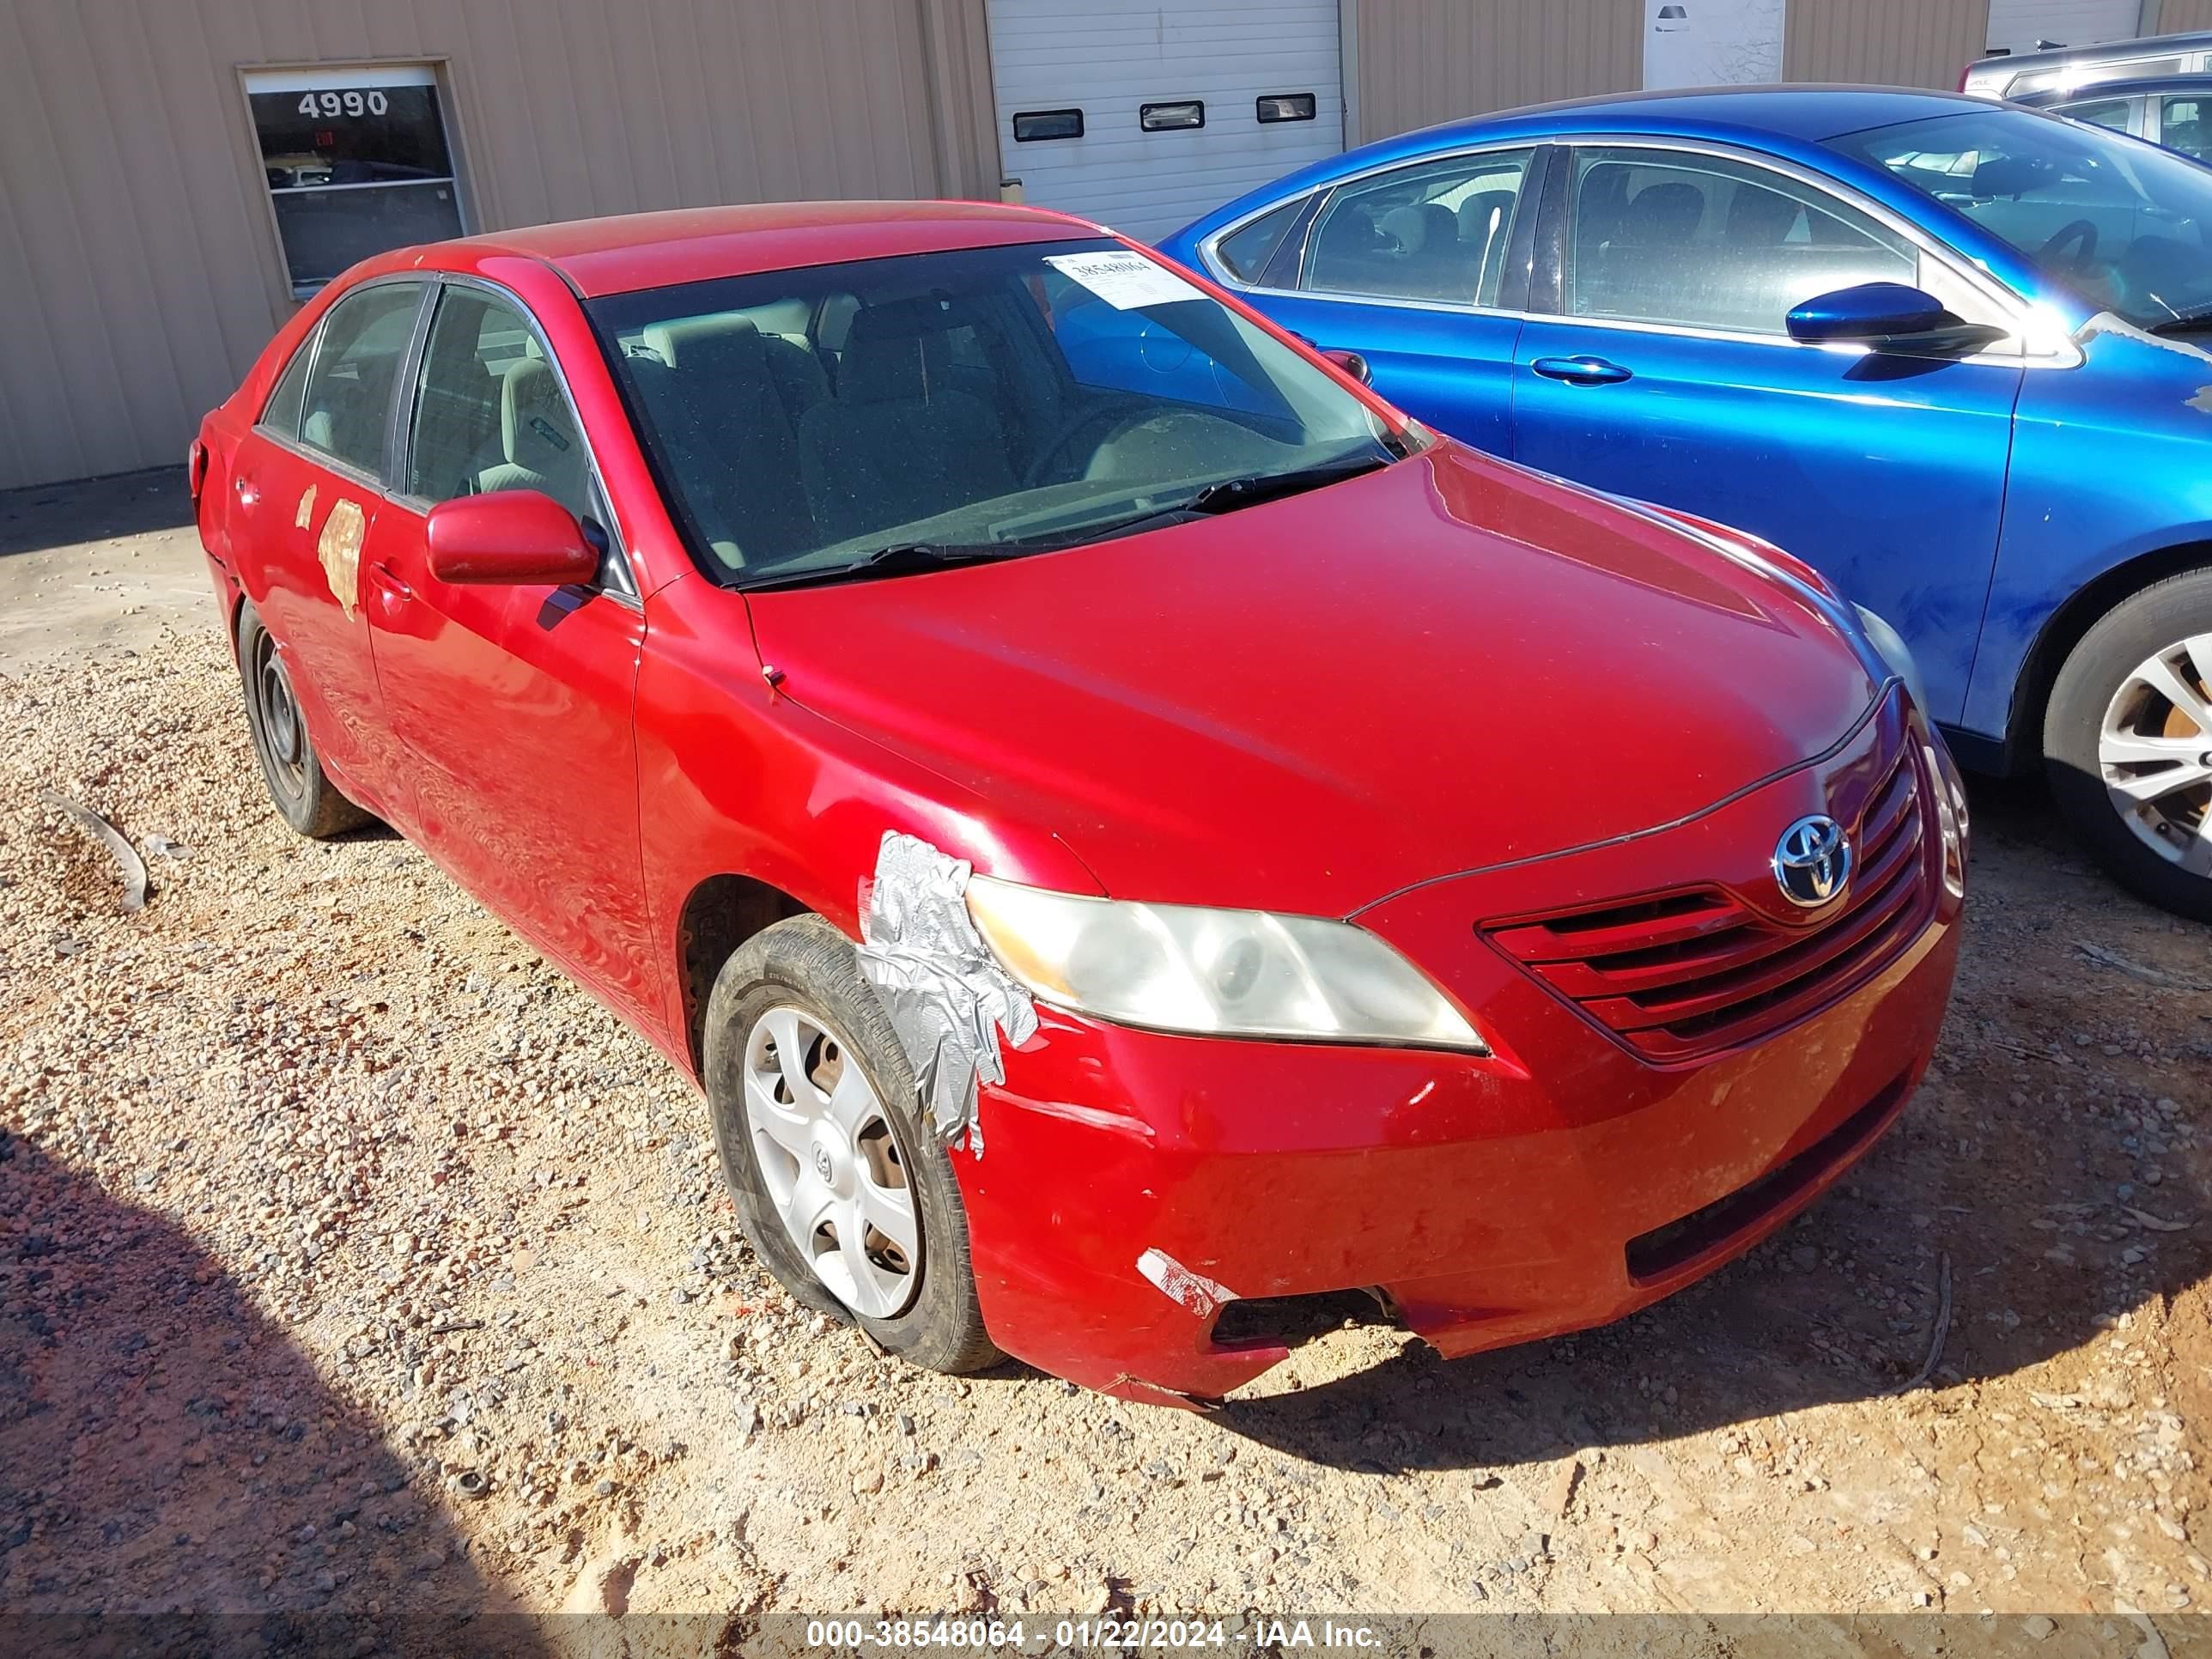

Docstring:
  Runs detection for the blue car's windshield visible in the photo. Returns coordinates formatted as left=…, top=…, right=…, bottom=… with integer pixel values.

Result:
left=1832, top=107, right=2212, bottom=330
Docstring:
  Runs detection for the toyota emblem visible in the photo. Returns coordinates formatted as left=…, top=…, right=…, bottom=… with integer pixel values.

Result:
left=1773, top=814, right=1852, bottom=908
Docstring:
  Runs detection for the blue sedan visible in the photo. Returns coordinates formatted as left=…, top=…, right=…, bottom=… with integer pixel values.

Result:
left=1159, top=88, right=2212, bottom=921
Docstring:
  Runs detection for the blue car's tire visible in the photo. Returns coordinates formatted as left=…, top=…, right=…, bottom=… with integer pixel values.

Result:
left=2044, top=569, right=2212, bottom=924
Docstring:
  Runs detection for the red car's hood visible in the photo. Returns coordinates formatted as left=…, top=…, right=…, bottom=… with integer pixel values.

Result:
left=748, top=447, right=1876, bottom=916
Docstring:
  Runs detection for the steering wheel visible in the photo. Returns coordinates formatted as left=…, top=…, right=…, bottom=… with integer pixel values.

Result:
left=2036, top=217, right=2099, bottom=274
left=1021, top=398, right=1153, bottom=488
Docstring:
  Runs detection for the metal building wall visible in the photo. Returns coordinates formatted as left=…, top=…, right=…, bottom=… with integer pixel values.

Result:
left=1346, top=0, right=1640, bottom=143
left=1782, top=0, right=1991, bottom=87
left=2148, top=0, right=2212, bottom=31
left=1346, top=0, right=1991, bottom=148
left=0, top=0, right=999, bottom=491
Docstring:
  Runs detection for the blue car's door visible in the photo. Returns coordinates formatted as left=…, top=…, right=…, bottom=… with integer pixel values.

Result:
left=1509, top=143, right=2026, bottom=725
left=1208, top=146, right=1541, bottom=458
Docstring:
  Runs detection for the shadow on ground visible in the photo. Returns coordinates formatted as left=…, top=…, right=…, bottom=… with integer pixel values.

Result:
left=0, top=468, right=191, bottom=561
left=1217, top=773, right=2212, bottom=1471
left=0, top=1133, right=546, bottom=1654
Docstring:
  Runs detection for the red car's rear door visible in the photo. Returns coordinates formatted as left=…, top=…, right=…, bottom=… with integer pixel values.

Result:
left=228, top=279, right=431, bottom=819
left=365, top=279, right=661, bottom=1032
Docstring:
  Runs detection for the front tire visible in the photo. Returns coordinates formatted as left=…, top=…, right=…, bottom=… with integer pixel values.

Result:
left=702, top=915, right=1000, bottom=1374
left=2044, top=569, right=2212, bottom=922
left=235, top=604, right=370, bottom=840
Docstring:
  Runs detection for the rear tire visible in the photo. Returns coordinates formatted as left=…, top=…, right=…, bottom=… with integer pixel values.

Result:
left=236, top=605, right=371, bottom=840
left=702, top=915, right=1001, bottom=1375
left=2043, top=568, right=2212, bottom=923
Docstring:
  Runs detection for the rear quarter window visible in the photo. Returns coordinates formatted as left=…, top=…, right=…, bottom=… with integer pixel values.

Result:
left=259, top=335, right=316, bottom=439
left=1214, top=197, right=1308, bottom=283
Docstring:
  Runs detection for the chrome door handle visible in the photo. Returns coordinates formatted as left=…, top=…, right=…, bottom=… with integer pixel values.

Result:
left=1531, top=356, right=1632, bottom=386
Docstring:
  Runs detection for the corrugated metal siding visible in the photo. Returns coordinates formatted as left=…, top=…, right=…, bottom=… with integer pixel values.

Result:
left=922, top=0, right=1007, bottom=202
left=0, top=0, right=1000, bottom=490
left=1348, top=0, right=1640, bottom=143
left=2148, top=0, right=2212, bottom=32
left=1987, top=1, right=2145, bottom=53
left=1781, top=0, right=1991, bottom=87
left=1348, top=1, right=1990, bottom=145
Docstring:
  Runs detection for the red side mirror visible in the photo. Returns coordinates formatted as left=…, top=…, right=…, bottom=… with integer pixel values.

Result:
left=425, top=490, right=600, bottom=586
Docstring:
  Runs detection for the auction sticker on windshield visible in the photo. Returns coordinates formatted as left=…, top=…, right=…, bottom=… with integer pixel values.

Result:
left=1043, top=250, right=1204, bottom=310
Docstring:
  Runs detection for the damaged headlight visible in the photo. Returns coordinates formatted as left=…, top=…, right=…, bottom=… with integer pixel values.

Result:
left=964, top=877, right=1486, bottom=1051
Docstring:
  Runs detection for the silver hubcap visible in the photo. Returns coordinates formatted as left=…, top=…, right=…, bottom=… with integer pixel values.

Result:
left=742, top=1006, right=921, bottom=1319
left=2098, top=631, right=2212, bottom=878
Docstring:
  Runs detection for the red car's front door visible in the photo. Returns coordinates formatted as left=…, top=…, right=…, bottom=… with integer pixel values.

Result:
left=364, top=280, right=662, bottom=1032
left=229, top=280, right=429, bottom=818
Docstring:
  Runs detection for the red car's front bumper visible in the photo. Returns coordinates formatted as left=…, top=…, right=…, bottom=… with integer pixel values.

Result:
left=955, top=702, right=1964, bottom=1405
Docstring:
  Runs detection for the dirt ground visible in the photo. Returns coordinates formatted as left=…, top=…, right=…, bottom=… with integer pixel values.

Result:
left=0, top=469, right=210, bottom=674
left=2, top=476, right=2208, bottom=1644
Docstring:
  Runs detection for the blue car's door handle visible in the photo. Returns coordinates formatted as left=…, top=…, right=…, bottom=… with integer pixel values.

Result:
left=1531, top=355, right=1633, bottom=386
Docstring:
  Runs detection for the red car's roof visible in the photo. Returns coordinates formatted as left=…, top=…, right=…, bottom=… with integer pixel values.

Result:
left=436, top=201, right=1102, bottom=297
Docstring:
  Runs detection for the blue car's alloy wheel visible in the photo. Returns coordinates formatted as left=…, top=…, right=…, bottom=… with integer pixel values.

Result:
left=2046, top=570, right=2212, bottom=923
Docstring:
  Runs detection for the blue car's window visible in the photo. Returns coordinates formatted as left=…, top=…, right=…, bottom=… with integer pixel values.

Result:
left=1833, top=107, right=2212, bottom=330
left=1214, top=196, right=1308, bottom=283
left=589, top=239, right=1401, bottom=583
left=1304, top=149, right=1534, bottom=307
left=1564, top=149, right=1915, bottom=337
left=2161, top=96, right=2211, bottom=161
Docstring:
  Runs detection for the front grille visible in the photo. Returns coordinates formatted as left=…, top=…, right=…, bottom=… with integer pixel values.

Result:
left=1485, top=743, right=1933, bottom=1063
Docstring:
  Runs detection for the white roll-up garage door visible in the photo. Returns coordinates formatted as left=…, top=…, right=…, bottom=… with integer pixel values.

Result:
left=1986, top=1, right=2147, bottom=54
left=987, top=0, right=1344, bottom=244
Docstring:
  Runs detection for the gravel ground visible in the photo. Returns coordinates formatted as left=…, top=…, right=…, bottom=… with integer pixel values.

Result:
left=2, top=617, right=2208, bottom=1644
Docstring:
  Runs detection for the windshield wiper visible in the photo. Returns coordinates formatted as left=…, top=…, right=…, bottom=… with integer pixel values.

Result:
left=737, top=542, right=1024, bottom=592
left=736, top=452, right=1397, bottom=590
left=990, top=453, right=1396, bottom=548
left=1180, top=452, right=1393, bottom=515
left=2150, top=306, right=2212, bottom=336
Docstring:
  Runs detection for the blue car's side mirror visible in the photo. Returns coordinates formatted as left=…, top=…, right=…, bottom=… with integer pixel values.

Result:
left=1786, top=282, right=2008, bottom=357
left=1786, top=282, right=1950, bottom=344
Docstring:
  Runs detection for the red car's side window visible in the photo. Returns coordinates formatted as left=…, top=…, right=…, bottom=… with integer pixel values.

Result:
left=406, top=288, right=592, bottom=522
left=258, top=332, right=316, bottom=441
left=295, top=283, right=425, bottom=478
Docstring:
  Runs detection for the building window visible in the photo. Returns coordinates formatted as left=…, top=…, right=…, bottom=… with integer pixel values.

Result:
left=1139, top=100, right=1205, bottom=132
left=244, top=65, right=465, bottom=298
left=1256, top=94, right=1316, bottom=124
left=1012, top=108, right=1084, bottom=142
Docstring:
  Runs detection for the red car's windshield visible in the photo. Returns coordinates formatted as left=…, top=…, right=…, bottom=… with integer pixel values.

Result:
left=587, top=238, right=1398, bottom=586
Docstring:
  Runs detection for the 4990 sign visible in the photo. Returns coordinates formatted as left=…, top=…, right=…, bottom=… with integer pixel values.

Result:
left=293, top=88, right=392, bottom=118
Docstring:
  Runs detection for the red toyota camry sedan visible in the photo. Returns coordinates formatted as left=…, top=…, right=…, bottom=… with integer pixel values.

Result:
left=191, top=202, right=1967, bottom=1406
